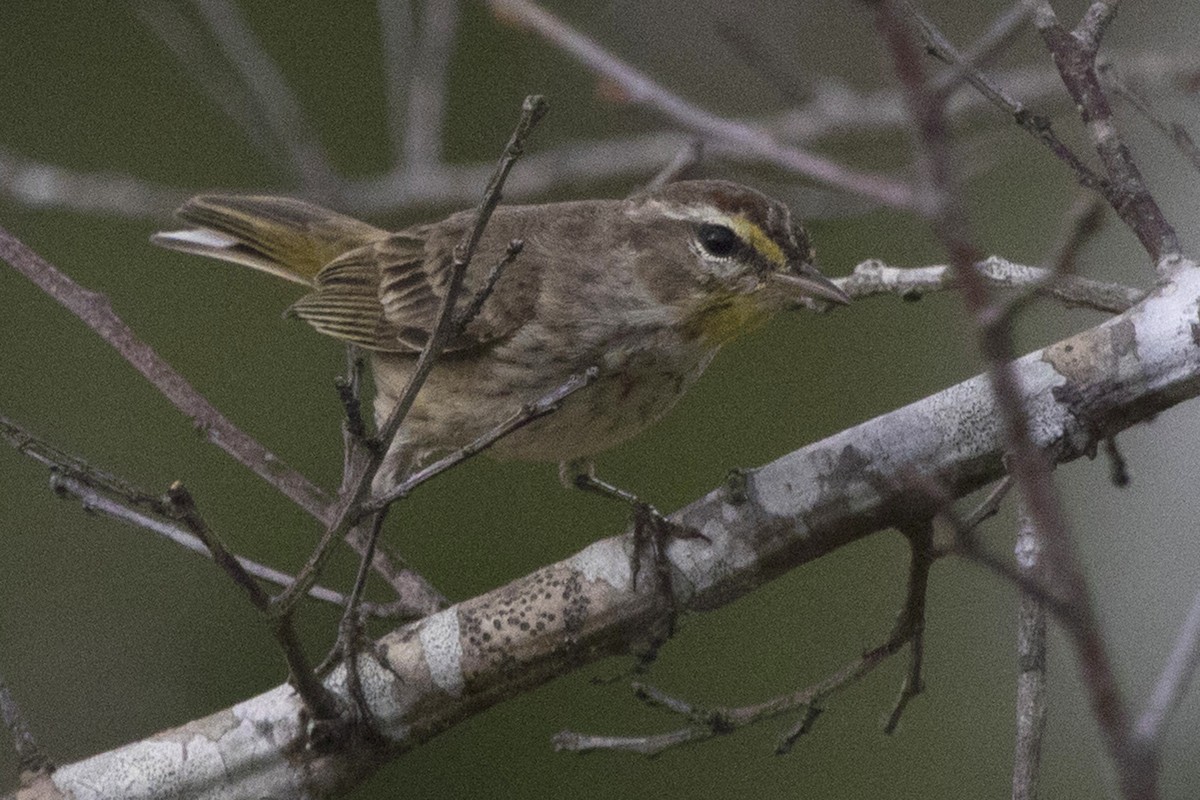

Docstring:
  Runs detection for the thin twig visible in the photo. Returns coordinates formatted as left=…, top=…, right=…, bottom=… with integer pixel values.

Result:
left=51, top=472, right=381, bottom=612
left=899, top=1, right=1112, bottom=205
left=2, top=412, right=404, bottom=617
left=1026, top=0, right=1180, bottom=266
left=883, top=522, right=933, bottom=734
left=488, top=0, right=917, bottom=210
left=928, top=3, right=1032, bottom=96
left=1136, top=587, right=1200, bottom=748
left=1104, top=436, right=1130, bottom=488
left=453, top=239, right=525, bottom=334
left=162, top=482, right=342, bottom=720
left=368, top=368, right=598, bottom=510
left=188, top=0, right=340, bottom=199
left=555, top=518, right=931, bottom=757
left=270, top=95, right=550, bottom=618
left=335, top=346, right=368, bottom=443
left=1013, top=503, right=1048, bottom=800
left=402, top=0, right=460, bottom=170
left=0, top=229, right=333, bottom=520
left=135, top=2, right=284, bottom=175
left=1102, top=64, right=1200, bottom=176
left=2, top=53, right=1194, bottom=220
left=875, top=7, right=1148, bottom=797
left=377, top=0, right=417, bottom=168
left=641, top=140, right=705, bottom=192
left=836, top=257, right=1142, bottom=314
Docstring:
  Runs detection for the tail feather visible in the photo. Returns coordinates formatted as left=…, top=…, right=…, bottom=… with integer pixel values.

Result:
left=151, top=195, right=386, bottom=286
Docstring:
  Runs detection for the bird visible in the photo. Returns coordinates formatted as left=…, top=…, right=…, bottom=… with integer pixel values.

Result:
left=151, top=180, right=850, bottom=511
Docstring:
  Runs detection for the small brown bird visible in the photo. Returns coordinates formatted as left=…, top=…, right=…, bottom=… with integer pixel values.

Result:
left=152, top=180, right=849, bottom=499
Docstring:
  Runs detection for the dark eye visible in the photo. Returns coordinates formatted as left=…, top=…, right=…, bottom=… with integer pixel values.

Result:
left=697, top=223, right=739, bottom=258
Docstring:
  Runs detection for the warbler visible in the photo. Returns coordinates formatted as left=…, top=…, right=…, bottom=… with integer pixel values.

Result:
left=151, top=180, right=849, bottom=499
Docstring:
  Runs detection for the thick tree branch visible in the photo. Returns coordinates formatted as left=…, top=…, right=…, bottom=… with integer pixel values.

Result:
left=25, top=258, right=1200, bottom=800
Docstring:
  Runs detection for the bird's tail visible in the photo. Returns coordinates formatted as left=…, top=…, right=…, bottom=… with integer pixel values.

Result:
left=151, top=195, right=386, bottom=286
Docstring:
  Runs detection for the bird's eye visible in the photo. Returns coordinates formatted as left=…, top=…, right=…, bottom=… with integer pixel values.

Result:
left=697, top=223, right=739, bottom=258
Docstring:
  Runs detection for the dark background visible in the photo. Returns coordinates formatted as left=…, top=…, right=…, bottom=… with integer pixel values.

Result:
left=2, top=2, right=1199, bottom=797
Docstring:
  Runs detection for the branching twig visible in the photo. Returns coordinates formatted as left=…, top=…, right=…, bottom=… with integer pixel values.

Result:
left=0, top=229, right=332, bottom=521
left=900, top=0, right=1111, bottom=201
left=270, top=95, right=549, bottom=620
left=1102, top=64, right=1200, bottom=176
left=876, top=6, right=1150, bottom=797
left=1025, top=0, right=1180, bottom=266
left=928, top=3, right=1032, bottom=96
left=368, top=368, right=597, bottom=510
left=555, top=519, right=933, bottom=757
left=162, top=482, right=342, bottom=720
left=2, top=53, right=1194, bottom=220
left=835, top=256, right=1142, bottom=314
left=488, top=0, right=917, bottom=210
left=883, top=522, right=933, bottom=735
left=186, top=0, right=340, bottom=199
left=2, top=411, right=383, bottom=612
left=452, top=239, right=525, bottom=334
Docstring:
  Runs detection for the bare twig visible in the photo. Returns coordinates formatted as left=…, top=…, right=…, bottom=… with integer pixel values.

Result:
left=402, top=0, right=459, bottom=170
left=0, top=222, right=433, bottom=607
left=1025, top=0, right=1180, bottom=266
left=1102, top=64, right=1200, bottom=176
left=883, top=522, right=933, bottom=735
left=187, top=0, right=340, bottom=199
left=1, top=412, right=374, bottom=611
left=335, top=346, right=368, bottom=444
left=1104, top=436, right=1130, bottom=488
left=488, top=0, right=917, bottom=210
left=641, top=140, right=704, bottom=192
left=135, top=2, right=285, bottom=176
left=1044, top=193, right=1107, bottom=275
left=836, top=256, right=1142, bottom=314
left=874, top=6, right=1148, bottom=797
left=452, top=239, right=525, bottom=334
left=377, top=0, right=416, bottom=168
left=1136, top=587, right=1200, bottom=748
left=1013, top=504, right=1048, bottom=800
left=0, top=230, right=332, bottom=520
left=368, top=368, right=598, bottom=510
left=162, top=482, right=342, bottom=720
left=899, top=1, right=1112, bottom=208
left=556, top=601, right=923, bottom=757
left=49, top=472, right=372, bottom=612
left=928, top=3, right=1032, bottom=96
left=2, top=53, right=1194, bottom=220
left=271, top=95, right=550, bottom=618
left=555, top=519, right=932, bottom=757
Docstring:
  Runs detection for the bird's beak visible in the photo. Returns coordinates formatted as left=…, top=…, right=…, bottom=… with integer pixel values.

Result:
left=769, top=262, right=851, bottom=306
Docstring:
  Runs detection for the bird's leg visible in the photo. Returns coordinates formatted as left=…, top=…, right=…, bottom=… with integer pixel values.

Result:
left=560, top=460, right=708, bottom=598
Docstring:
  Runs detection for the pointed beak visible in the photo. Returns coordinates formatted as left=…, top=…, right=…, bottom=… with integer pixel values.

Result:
left=768, top=262, right=851, bottom=306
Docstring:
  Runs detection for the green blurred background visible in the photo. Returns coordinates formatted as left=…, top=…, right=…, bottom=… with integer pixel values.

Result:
left=2, top=1, right=1199, bottom=797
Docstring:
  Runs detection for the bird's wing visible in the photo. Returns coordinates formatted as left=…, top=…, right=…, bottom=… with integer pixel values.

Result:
left=288, top=213, right=539, bottom=353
